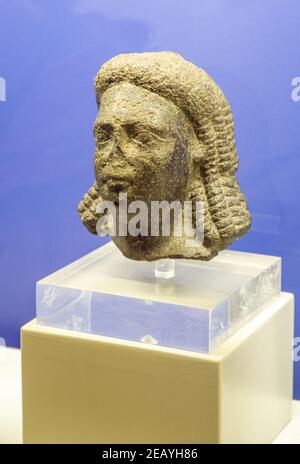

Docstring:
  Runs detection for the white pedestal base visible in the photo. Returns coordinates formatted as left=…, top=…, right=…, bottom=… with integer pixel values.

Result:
left=21, top=293, right=294, bottom=444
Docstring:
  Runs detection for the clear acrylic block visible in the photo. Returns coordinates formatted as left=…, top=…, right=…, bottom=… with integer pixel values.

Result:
left=36, top=241, right=281, bottom=353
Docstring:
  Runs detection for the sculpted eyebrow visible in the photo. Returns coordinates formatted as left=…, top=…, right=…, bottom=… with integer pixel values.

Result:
left=93, top=120, right=171, bottom=139
left=124, top=122, right=170, bottom=138
left=93, top=121, right=112, bottom=135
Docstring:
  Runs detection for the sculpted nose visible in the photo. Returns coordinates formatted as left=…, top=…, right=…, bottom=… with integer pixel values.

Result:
left=112, top=129, right=126, bottom=156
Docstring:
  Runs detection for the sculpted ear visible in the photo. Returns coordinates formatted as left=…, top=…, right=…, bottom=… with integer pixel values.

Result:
left=77, top=182, right=101, bottom=234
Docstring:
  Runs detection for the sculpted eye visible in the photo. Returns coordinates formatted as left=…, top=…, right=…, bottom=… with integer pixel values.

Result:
left=133, top=131, right=156, bottom=145
left=97, top=129, right=112, bottom=143
left=125, top=124, right=169, bottom=146
left=94, top=124, right=113, bottom=144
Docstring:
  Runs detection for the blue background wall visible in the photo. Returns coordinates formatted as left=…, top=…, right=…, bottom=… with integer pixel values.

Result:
left=1, top=0, right=300, bottom=398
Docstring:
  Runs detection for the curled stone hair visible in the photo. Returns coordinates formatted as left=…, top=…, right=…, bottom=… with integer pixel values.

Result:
left=78, top=52, right=251, bottom=259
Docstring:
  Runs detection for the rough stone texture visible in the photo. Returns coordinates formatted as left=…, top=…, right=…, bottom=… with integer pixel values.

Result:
left=78, top=52, right=251, bottom=261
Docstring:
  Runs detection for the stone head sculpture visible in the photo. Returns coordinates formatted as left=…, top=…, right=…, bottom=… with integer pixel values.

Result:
left=78, top=52, right=251, bottom=261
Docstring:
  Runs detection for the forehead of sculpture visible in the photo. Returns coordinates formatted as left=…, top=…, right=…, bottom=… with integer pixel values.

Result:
left=98, top=82, right=193, bottom=136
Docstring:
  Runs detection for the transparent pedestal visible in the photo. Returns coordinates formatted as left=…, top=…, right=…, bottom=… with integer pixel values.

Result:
left=21, top=294, right=294, bottom=444
left=36, top=241, right=281, bottom=352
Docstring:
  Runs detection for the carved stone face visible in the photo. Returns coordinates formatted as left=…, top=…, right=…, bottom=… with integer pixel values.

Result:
left=77, top=52, right=251, bottom=261
left=93, top=82, right=192, bottom=206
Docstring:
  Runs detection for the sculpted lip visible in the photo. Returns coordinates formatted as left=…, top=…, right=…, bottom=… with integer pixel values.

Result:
left=105, top=178, right=132, bottom=195
left=107, top=180, right=130, bottom=189
left=101, top=173, right=133, bottom=184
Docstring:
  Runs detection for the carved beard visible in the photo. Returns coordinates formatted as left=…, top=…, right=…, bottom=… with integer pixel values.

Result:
left=77, top=156, right=250, bottom=260
left=77, top=174, right=220, bottom=259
